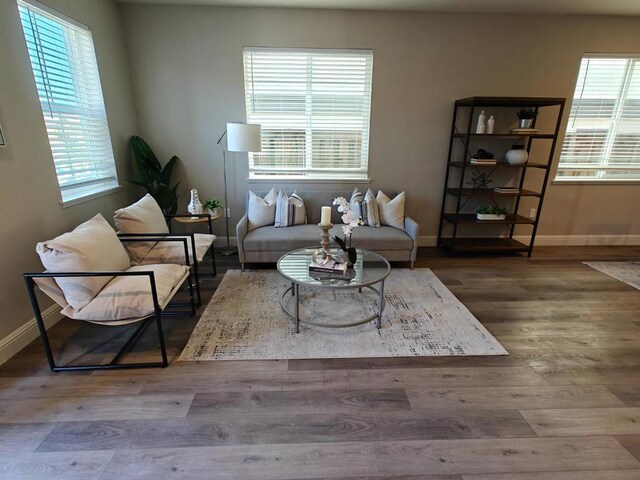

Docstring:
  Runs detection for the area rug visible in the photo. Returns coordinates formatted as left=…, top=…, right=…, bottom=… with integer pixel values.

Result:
left=584, top=261, right=640, bottom=290
left=179, top=269, right=507, bottom=361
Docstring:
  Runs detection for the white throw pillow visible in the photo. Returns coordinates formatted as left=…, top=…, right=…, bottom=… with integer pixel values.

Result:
left=114, top=194, right=169, bottom=262
left=247, top=188, right=277, bottom=230
left=274, top=191, right=307, bottom=228
left=377, top=191, right=406, bottom=230
left=36, top=214, right=131, bottom=311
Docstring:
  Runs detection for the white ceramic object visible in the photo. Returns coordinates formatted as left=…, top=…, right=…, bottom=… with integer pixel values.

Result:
left=188, top=188, right=204, bottom=218
left=486, top=115, right=495, bottom=134
left=476, top=110, right=486, bottom=134
left=505, top=145, right=528, bottom=165
left=477, top=213, right=506, bottom=221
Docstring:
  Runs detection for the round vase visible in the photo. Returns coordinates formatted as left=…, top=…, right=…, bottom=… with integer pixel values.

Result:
left=505, top=145, right=528, bottom=165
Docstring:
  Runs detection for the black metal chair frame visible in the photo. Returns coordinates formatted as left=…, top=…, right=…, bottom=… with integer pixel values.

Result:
left=23, top=237, right=196, bottom=372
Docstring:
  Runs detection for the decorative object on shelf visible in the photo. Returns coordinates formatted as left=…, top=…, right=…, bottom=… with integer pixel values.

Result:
left=516, top=108, right=538, bottom=129
left=476, top=205, right=508, bottom=220
left=505, top=145, right=529, bottom=165
left=331, top=197, right=362, bottom=266
left=216, top=122, right=262, bottom=255
left=203, top=197, right=221, bottom=216
left=129, top=136, right=180, bottom=214
left=486, top=115, right=495, bottom=134
left=467, top=170, right=494, bottom=190
left=476, top=110, right=487, bottom=134
left=472, top=148, right=494, bottom=160
left=494, top=187, right=521, bottom=194
left=187, top=189, right=204, bottom=219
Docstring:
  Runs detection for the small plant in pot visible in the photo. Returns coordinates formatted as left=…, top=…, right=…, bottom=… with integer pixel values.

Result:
left=476, top=205, right=508, bottom=221
left=203, top=198, right=222, bottom=216
left=331, top=197, right=363, bottom=265
left=516, top=108, right=538, bottom=128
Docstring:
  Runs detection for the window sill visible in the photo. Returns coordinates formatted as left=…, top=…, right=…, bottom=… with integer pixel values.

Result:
left=552, top=180, right=640, bottom=185
left=247, top=177, right=372, bottom=184
left=60, top=185, right=124, bottom=208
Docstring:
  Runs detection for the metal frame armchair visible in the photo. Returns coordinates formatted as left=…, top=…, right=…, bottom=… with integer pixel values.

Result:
left=24, top=237, right=196, bottom=372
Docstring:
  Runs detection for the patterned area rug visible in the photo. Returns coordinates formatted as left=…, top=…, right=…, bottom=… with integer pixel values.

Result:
left=179, top=269, right=507, bottom=361
left=584, top=261, right=640, bottom=290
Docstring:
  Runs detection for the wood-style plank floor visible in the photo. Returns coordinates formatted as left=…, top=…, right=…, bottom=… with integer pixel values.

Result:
left=1, top=246, right=640, bottom=479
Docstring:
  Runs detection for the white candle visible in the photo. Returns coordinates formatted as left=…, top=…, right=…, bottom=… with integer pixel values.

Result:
left=320, top=206, right=332, bottom=226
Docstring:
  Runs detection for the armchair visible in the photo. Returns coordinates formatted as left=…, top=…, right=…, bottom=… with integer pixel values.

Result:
left=114, top=194, right=217, bottom=306
left=25, top=215, right=196, bottom=372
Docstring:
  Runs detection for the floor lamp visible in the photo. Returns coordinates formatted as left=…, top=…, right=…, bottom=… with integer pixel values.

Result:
left=216, top=122, right=262, bottom=256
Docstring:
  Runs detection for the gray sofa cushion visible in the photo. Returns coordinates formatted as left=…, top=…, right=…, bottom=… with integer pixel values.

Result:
left=244, top=224, right=412, bottom=253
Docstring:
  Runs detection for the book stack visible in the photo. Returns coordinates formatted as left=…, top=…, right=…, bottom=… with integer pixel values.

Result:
left=309, top=260, right=348, bottom=275
left=493, top=187, right=521, bottom=194
left=511, top=128, right=539, bottom=135
left=470, top=158, right=497, bottom=165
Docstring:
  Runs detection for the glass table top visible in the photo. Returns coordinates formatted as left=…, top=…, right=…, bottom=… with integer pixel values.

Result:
left=277, top=248, right=391, bottom=289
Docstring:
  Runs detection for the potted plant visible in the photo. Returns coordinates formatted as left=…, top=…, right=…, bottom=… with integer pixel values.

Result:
left=203, top=198, right=222, bottom=217
left=516, top=108, right=538, bottom=128
left=331, top=196, right=363, bottom=265
left=476, top=205, right=508, bottom=221
left=129, top=136, right=180, bottom=214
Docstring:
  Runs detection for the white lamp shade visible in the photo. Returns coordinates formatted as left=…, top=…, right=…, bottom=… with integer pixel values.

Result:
left=227, top=123, right=261, bottom=152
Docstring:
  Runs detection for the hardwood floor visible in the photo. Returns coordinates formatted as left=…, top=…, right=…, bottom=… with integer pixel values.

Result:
left=1, top=246, right=640, bottom=479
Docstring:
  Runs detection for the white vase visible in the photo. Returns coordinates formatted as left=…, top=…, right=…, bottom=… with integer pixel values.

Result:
left=505, top=145, right=528, bottom=165
left=476, top=110, right=487, bottom=134
left=187, top=189, right=204, bottom=217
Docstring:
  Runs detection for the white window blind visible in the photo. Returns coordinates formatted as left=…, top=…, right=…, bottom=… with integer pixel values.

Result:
left=556, top=55, right=640, bottom=182
left=18, top=0, right=118, bottom=202
left=243, top=47, right=373, bottom=179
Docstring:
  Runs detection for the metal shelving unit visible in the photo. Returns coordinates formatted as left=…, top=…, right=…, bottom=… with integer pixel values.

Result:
left=437, top=96, right=566, bottom=257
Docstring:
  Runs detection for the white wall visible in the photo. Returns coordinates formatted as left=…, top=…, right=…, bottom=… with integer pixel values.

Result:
left=120, top=4, right=640, bottom=244
left=0, top=0, right=138, bottom=341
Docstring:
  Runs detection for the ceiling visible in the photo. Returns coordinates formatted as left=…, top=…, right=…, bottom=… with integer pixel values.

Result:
left=115, top=0, right=640, bottom=16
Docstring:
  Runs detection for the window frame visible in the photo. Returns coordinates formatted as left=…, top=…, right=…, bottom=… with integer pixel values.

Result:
left=555, top=53, right=640, bottom=184
left=242, top=47, right=374, bottom=181
left=17, top=0, right=121, bottom=205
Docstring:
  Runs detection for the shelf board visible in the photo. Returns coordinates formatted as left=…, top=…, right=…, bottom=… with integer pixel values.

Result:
left=455, top=96, right=566, bottom=108
left=453, top=132, right=555, bottom=139
left=446, top=188, right=541, bottom=197
left=449, top=161, right=549, bottom=169
left=439, top=237, right=530, bottom=252
left=443, top=213, right=535, bottom=225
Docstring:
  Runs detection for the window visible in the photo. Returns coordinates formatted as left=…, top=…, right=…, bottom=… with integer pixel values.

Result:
left=243, top=47, right=373, bottom=180
left=556, top=55, right=640, bottom=182
left=18, top=0, right=118, bottom=203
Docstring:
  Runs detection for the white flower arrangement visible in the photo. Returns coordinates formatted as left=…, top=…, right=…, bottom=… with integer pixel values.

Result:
left=332, top=197, right=363, bottom=237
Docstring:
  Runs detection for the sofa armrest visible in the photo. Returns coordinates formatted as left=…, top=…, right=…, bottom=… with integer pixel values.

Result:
left=236, top=213, right=249, bottom=264
left=404, top=216, right=419, bottom=264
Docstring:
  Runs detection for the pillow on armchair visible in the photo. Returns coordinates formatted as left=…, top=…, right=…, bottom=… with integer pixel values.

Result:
left=247, top=188, right=278, bottom=230
left=36, top=214, right=131, bottom=310
left=377, top=191, right=406, bottom=229
left=114, top=193, right=169, bottom=262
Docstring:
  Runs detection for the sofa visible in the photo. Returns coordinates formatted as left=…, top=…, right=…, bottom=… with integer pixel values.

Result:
left=236, top=190, right=419, bottom=269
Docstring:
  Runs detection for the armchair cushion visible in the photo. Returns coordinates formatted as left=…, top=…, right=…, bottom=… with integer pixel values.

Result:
left=61, top=264, right=189, bottom=323
left=377, top=191, right=405, bottom=230
left=114, top=194, right=169, bottom=262
left=137, top=233, right=216, bottom=265
left=36, top=214, right=130, bottom=311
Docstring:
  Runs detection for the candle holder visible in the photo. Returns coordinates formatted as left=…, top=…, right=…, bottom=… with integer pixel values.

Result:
left=311, top=223, right=333, bottom=265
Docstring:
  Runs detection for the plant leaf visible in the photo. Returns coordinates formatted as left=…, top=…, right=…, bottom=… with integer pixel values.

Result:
left=161, top=155, right=179, bottom=184
left=333, top=236, right=346, bottom=251
left=130, top=136, right=162, bottom=172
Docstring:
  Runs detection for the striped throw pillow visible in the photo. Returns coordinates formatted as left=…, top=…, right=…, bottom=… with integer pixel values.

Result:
left=362, top=188, right=380, bottom=227
left=274, top=191, right=307, bottom=228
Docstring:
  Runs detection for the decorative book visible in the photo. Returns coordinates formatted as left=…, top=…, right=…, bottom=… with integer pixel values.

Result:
left=309, top=260, right=348, bottom=275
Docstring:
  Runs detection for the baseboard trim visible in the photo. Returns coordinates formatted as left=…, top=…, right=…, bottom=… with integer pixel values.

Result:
left=418, top=234, right=640, bottom=248
left=514, top=234, right=640, bottom=246
left=0, top=305, right=62, bottom=366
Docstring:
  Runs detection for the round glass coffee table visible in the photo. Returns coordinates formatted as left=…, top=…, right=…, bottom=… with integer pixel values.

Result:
left=277, top=248, right=391, bottom=333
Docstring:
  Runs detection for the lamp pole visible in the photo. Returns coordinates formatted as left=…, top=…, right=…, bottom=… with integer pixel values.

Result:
left=216, top=130, right=235, bottom=256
